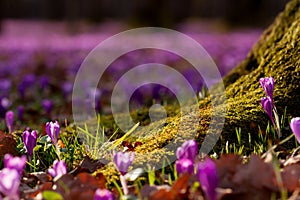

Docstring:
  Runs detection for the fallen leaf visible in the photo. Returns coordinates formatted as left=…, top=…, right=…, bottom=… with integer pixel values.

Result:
left=0, top=130, right=18, bottom=158
left=70, top=156, right=108, bottom=175
left=281, top=164, right=300, bottom=192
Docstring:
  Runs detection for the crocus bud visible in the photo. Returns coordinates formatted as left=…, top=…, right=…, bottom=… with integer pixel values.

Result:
left=197, top=158, right=218, bottom=200
left=94, top=188, right=114, bottom=200
left=290, top=117, right=300, bottom=144
left=22, top=130, right=37, bottom=158
left=176, top=158, right=194, bottom=175
left=260, top=77, right=274, bottom=99
left=176, top=140, right=198, bottom=161
left=4, top=154, right=27, bottom=175
left=5, top=110, right=14, bottom=133
left=45, top=121, right=60, bottom=145
left=0, top=168, right=20, bottom=199
left=113, top=152, right=135, bottom=176
left=48, top=160, right=67, bottom=179
left=261, top=96, right=274, bottom=123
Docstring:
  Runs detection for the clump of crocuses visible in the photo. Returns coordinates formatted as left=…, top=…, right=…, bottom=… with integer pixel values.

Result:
left=175, top=140, right=198, bottom=175
left=0, top=154, right=27, bottom=200
left=113, top=152, right=135, bottom=195
left=174, top=140, right=218, bottom=200
left=22, top=129, right=37, bottom=158
left=260, top=77, right=281, bottom=138
left=290, top=117, right=300, bottom=144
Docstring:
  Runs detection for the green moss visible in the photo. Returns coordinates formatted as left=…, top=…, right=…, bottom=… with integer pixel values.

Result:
left=85, top=0, right=300, bottom=182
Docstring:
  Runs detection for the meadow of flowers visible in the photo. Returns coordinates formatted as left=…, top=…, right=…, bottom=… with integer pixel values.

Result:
left=3, top=22, right=300, bottom=199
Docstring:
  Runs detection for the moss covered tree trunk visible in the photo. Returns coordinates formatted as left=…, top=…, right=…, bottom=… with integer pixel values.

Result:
left=126, top=0, right=300, bottom=153
left=92, top=0, right=300, bottom=181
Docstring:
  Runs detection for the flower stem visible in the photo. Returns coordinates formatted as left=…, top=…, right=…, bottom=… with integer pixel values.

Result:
left=120, top=175, right=128, bottom=195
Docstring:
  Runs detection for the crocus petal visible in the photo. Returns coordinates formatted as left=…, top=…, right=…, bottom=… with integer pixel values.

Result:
left=0, top=168, right=20, bottom=198
left=4, top=154, right=27, bottom=174
left=176, top=158, right=194, bottom=175
left=261, top=96, right=273, bottom=121
left=176, top=140, right=198, bottom=160
left=291, top=117, right=300, bottom=144
left=197, top=158, right=218, bottom=200
left=45, top=121, right=60, bottom=145
left=22, top=130, right=37, bottom=158
left=260, top=77, right=274, bottom=99
left=94, top=188, right=114, bottom=200
left=113, top=152, right=135, bottom=176
left=48, top=160, right=67, bottom=179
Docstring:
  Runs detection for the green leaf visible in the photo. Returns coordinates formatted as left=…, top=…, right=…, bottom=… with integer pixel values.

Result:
left=42, top=191, right=63, bottom=200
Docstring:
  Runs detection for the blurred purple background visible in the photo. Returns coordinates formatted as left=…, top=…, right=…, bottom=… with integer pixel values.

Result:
left=0, top=0, right=288, bottom=125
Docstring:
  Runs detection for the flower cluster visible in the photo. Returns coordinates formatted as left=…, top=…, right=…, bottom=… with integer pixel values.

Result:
left=260, top=77, right=281, bottom=137
left=175, top=140, right=218, bottom=200
left=176, top=140, right=198, bottom=175
left=0, top=154, right=27, bottom=199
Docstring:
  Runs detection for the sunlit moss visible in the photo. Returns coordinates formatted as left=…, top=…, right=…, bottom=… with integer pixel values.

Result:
left=90, top=0, right=300, bottom=183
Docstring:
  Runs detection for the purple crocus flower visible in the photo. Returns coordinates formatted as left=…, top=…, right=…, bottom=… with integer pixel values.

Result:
left=42, top=99, right=53, bottom=115
left=39, top=75, right=49, bottom=90
left=0, top=79, right=11, bottom=97
left=45, top=121, right=60, bottom=145
left=0, top=168, right=20, bottom=199
left=113, top=152, right=135, bottom=176
left=197, top=158, right=218, bottom=200
left=290, top=117, right=300, bottom=144
left=22, top=130, right=37, bottom=158
left=17, top=105, right=24, bottom=121
left=176, top=140, right=198, bottom=161
left=261, top=96, right=274, bottom=124
left=62, top=82, right=73, bottom=98
left=94, top=188, right=114, bottom=200
left=176, top=158, right=194, bottom=175
left=48, top=160, right=67, bottom=179
left=260, top=77, right=274, bottom=99
left=5, top=110, right=14, bottom=133
left=4, top=154, right=27, bottom=175
left=18, top=74, right=36, bottom=98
